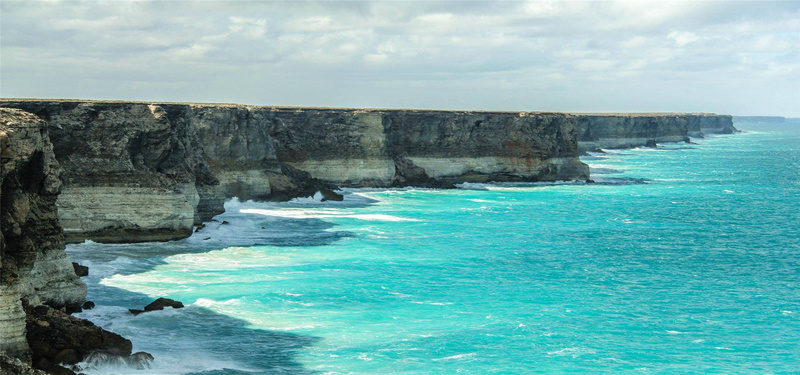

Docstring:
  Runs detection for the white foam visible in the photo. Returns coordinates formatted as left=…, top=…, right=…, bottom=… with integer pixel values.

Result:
left=410, top=301, right=453, bottom=306
left=546, top=347, right=596, bottom=357
left=74, top=353, right=255, bottom=375
left=433, top=353, right=476, bottom=361
left=468, top=199, right=499, bottom=203
left=240, top=208, right=418, bottom=222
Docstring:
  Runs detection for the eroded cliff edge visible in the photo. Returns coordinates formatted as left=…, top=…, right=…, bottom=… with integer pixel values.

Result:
left=575, top=113, right=737, bottom=153
left=1, top=108, right=87, bottom=359
left=0, top=100, right=589, bottom=243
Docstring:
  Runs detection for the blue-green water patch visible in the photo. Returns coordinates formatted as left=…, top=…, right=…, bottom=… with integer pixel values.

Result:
left=69, top=129, right=800, bottom=374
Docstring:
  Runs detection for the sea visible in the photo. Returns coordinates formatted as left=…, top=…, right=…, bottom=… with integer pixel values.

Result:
left=68, top=121, right=800, bottom=374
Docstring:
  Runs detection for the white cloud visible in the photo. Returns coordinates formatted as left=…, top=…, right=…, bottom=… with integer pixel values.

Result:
left=667, top=31, right=701, bottom=47
left=1, top=0, right=798, bottom=116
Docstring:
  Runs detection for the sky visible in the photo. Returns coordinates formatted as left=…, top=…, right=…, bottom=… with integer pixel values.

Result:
left=1, top=1, right=798, bottom=116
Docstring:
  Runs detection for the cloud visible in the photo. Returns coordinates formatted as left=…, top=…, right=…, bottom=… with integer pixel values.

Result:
left=1, top=0, right=798, bottom=116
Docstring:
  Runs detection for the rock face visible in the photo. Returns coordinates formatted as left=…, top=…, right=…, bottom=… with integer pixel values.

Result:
left=0, top=100, right=590, bottom=243
left=1, top=108, right=86, bottom=359
left=576, top=114, right=690, bottom=153
left=0, top=102, right=217, bottom=244
left=687, top=114, right=737, bottom=137
left=0, top=351, right=48, bottom=375
left=576, top=113, right=737, bottom=153
left=385, top=111, right=587, bottom=184
left=24, top=304, right=135, bottom=373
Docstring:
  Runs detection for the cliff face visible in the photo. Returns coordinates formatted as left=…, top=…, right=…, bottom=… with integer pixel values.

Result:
left=386, top=111, right=586, bottom=183
left=1, top=102, right=220, bottom=243
left=576, top=113, right=737, bottom=153
left=1, top=108, right=86, bottom=358
left=687, top=114, right=737, bottom=137
left=1, top=100, right=590, bottom=243
left=576, top=114, right=690, bottom=153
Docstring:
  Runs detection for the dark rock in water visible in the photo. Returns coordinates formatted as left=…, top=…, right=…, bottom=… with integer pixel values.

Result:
left=131, top=297, right=184, bottom=315
left=220, top=221, right=230, bottom=225
left=319, top=188, right=344, bottom=202
left=129, top=351, right=155, bottom=369
left=64, top=304, right=82, bottom=314
left=42, top=364, right=75, bottom=375
left=79, top=350, right=154, bottom=371
left=202, top=237, right=211, bottom=240
left=54, top=349, right=79, bottom=365
left=645, top=139, right=657, bottom=148
left=82, top=301, right=95, bottom=310
left=144, top=297, right=184, bottom=311
left=586, top=179, right=596, bottom=184
left=71, top=262, right=89, bottom=277
left=24, top=303, right=133, bottom=372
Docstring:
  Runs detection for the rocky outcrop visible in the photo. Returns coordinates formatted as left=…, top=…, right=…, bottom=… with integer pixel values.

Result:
left=0, top=102, right=219, bottom=244
left=1, top=109, right=87, bottom=362
left=24, top=304, right=145, bottom=374
left=129, top=297, right=184, bottom=315
left=385, top=111, right=587, bottom=184
left=687, top=114, right=737, bottom=137
left=576, top=113, right=737, bottom=153
left=0, top=351, right=48, bottom=375
left=0, top=100, right=590, bottom=243
left=575, top=113, right=690, bottom=153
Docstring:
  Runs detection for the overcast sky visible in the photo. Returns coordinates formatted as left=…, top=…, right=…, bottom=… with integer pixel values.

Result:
left=1, top=1, right=798, bottom=116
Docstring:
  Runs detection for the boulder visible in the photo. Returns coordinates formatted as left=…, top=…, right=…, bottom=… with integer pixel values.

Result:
left=71, top=263, right=89, bottom=277
left=24, top=303, right=132, bottom=372
left=130, top=297, right=184, bottom=315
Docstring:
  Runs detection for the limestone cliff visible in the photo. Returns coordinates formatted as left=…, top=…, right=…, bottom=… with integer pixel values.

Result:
left=1, top=100, right=591, bottom=243
left=687, top=114, right=737, bottom=137
left=576, top=113, right=737, bottom=153
left=1, top=102, right=219, bottom=243
left=1, top=108, right=86, bottom=359
left=385, top=110, right=586, bottom=183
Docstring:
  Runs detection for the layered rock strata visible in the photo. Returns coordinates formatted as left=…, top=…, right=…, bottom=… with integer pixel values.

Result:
left=687, top=114, right=737, bottom=137
left=0, top=108, right=86, bottom=361
left=1, top=100, right=590, bottom=243
left=575, top=113, right=737, bottom=153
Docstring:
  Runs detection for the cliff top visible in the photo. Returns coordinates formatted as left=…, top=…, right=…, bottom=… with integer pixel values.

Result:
left=0, top=98, right=726, bottom=117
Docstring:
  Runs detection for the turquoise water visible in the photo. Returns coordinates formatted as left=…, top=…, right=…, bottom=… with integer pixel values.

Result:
left=69, top=125, right=800, bottom=374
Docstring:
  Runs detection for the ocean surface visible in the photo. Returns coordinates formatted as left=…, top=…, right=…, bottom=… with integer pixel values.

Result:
left=69, top=122, right=800, bottom=374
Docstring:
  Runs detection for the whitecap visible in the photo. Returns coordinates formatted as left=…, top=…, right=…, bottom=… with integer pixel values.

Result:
left=546, top=347, right=596, bottom=357
left=410, top=301, right=453, bottom=306
left=240, top=208, right=418, bottom=222
left=433, top=353, right=476, bottom=361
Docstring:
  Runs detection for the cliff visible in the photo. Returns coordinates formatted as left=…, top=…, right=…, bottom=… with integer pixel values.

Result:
left=575, top=113, right=737, bottom=153
left=687, top=114, right=737, bottom=137
left=0, top=100, right=590, bottom=243
left=1, top=108, right=86, bottom=359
